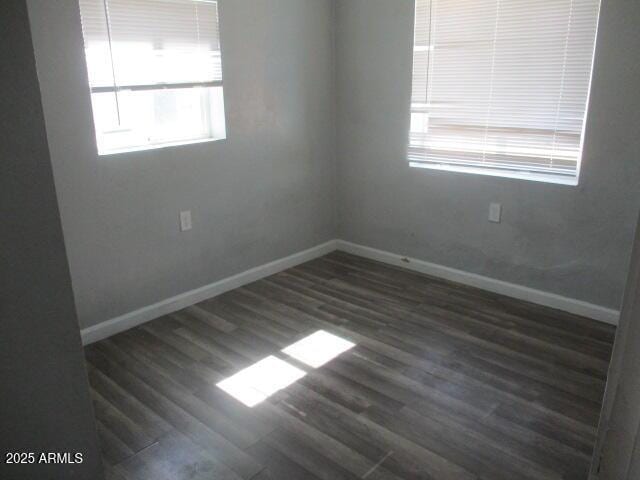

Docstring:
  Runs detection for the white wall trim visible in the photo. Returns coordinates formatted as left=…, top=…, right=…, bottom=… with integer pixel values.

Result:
left=335, top=240, right=620, bottom=325
left=81, top=238, right=619, bottom=344
left=80, top=240, right=338, bottom=344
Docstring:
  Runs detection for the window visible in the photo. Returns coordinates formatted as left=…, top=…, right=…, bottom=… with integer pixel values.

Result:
left=79, top=0, right=226, bottom=155
left=409, top=0, right=600, bottom=184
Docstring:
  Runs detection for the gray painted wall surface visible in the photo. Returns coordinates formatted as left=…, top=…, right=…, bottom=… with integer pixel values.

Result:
left=335, top=0, right=640, bottom=309
left=25, top=0, right=640, bottom=333
left=593, top=214, right=640, bottom=479
left=593, top=0, right=640, bottom=451
left=27, top=0, right=336, bottom=329
left=0, top=1, right=103, bottom=478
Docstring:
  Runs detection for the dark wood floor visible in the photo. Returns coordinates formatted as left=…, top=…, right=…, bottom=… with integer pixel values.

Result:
left=85, top=251, right=615, bottom=480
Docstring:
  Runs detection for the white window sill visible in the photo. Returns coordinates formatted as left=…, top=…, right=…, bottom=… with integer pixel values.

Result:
left=409, top=162, right=579, bottom=186
left=98, top=136, right=226, bottom=157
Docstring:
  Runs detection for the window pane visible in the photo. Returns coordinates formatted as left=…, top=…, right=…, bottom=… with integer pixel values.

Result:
left=91, top=86, right=226, bottom=154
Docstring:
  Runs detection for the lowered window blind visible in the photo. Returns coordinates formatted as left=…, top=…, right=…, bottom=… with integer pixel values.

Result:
left=410, top=0, right=600, bottom=183
left=79, top=0, right=226, bottom=154
left=79, top=0, right=222, bottom=89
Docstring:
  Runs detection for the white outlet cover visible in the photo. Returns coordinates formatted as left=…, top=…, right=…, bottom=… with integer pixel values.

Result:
left=180, top=210, right=192, bottom=231
left=489, top=203, right=502, bottom=223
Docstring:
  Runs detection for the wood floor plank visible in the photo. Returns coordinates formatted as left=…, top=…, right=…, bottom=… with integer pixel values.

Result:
left=90, top=388, right=157, bottom=453
left=113, top=430, right=241, bottom=480
left=86, top=251, right=614, bottom=480
left=364, top=405, right=562, bottom=480
left=245, top=440, right=323, bottom=480
left=260, top=400, right=404, bottom=480
left=264, top=428, right=363, bottom=480
left=282, top=383, right=477, bottom=480
left=88, top=366, right=171, bottom=443
left=105, top=336, right=263, bottom=450
left=94, top=418, right=135, bottom=466
left=86, top=344, right=264, bottom=479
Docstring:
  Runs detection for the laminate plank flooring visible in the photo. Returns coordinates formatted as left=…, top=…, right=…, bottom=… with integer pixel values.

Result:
left=85, top=251, right=615, bottom=480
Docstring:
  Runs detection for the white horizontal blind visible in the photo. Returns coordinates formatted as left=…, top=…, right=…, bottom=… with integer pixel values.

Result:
left=78, top=0, right=226, bottom=154
left=410, top=0, right=600, bottom=181
left=79, top=0, right=222, bottom=89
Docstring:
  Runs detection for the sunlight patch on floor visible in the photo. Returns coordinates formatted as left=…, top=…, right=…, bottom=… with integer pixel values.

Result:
left=216, top=355, right=306, bottom=407
left=217, top=330, right=355, bottom=407
left=282, top=330, right=356, bottom=368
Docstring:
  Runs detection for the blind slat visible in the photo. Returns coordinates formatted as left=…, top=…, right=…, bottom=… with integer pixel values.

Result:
left=410, top=0, right=600, bottom=179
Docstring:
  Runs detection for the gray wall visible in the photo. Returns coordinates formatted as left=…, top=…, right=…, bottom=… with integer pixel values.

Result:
left=335, top=0, right=640, bottom=310
left=592, top=214, right=640, bottom=479
left=25, top=0, right=640, bottom=334
left=591, top=0, right=640, bottom=456
left=0, top=1, right=103, bottom=478
left=27, top=0, right=336, bottom=329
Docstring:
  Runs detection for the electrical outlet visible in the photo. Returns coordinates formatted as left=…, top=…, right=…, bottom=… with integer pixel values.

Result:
left=489, top=203, right=502, bottom=223
left=180, top=210, right=192, bottom=232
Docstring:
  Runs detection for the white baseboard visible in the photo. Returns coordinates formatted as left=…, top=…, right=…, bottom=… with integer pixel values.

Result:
left=81, top=237, right=619, bottom=345
left=80, top=240, right=338, bottom=345
left=335, top=240, right=620, bottom=325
